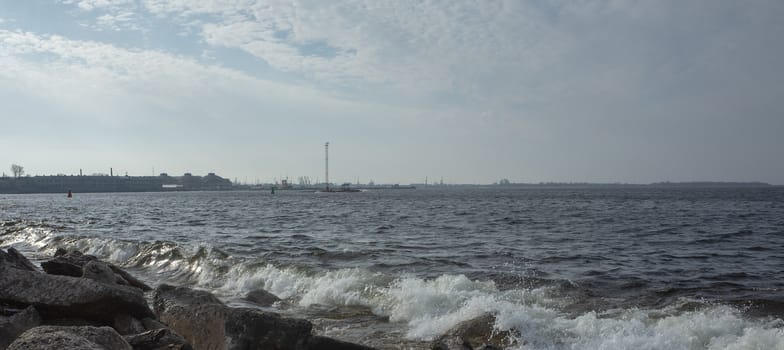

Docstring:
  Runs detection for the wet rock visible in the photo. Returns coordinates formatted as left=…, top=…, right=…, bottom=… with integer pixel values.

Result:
left=42, top=250, right=152, bottom=291
left=0, top=306, right=42, bottom=350
left=41, top=250, right=98, bottom=277
left=303, top=335, right=377, bottom=350
left=244, top=288, right=281, bottom=306
left=113, top=314, right=146, bottom=335
left=431, top=314, right=519, bottom=350
left=124, top=328, right=193, bottom=350
left=0, top=265, right=154, bottom=323
left=225, top=307, right=312, bottom=349
left=7, top=325, right=132, bottom=350
left=83, top=260, right=119, bottom=286
left=110, top=265, right=152, bottom=291
left=154, top=284, right=376, bottom=350
left=0, top=247, right=37, bottom=272
left=140, top=317, right=168, bottom=331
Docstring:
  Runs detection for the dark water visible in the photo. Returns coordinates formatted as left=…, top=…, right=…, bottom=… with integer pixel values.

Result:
left=2, top=187, right=784, bottom=349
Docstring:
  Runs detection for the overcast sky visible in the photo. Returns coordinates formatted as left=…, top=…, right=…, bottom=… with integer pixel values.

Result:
left=1, top=1, right=782, bottom=185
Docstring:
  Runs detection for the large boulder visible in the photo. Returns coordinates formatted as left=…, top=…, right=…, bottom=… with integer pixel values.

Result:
left=0, top=247, right=37, bottom=272
left=431, top=314, right=519, bottom=350
left=0, top=265, right=154, bottom=323
left=154, top=284, right=376, bottom=350
left=0, top=306, right=42, bottom=349
left=41, top=250, right=151, bottom=291
left=7, top=325, right=132, bottom=350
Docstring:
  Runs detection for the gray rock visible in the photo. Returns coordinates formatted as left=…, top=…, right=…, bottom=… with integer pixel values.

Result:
left=109, top=265, right=152, bottom=291
left=82, top=260, right=118, bottom=286
left=113, top=314, right=146, bottom=335
left=154, top=284, right=376, bottom=350
left=0, top=306, right=42, bottom=350
left=41, top=250, right=97, bottom=277
left=244, top=288, right=281, bottom=306
left=0, top=265, right=154, bottom=323
left=7, top=325, right=132, bottom=350
left=0, top=248, right=37, bottom=272
left=431, top=314, right=519, bottom=350
left=140, top=317, right=168, bottom=331
left=124, top=328, right=193, bottom=350
left=224, top=307, right=312, bottom=350
left=303, top=335, right=377, bottom=350
left=41, top=250, right=152, bottom=291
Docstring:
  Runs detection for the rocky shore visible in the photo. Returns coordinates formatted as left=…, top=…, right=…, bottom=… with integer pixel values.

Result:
left=0, top=247, right=375, bottom=350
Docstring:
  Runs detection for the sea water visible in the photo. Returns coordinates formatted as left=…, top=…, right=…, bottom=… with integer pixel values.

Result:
left=2, top=187, right=783, bottom=349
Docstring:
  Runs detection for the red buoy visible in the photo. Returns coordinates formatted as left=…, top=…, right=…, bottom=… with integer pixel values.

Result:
left=67, top=190, right=72, bottom=198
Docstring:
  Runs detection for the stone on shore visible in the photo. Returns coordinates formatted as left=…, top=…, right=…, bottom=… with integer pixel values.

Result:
left=154, top=284, right=376, bottom=350
left=430, top=314, right=519, bottom=350
left=124, top=328, right=193, bottom=350
left=7, top=325, right=132, bottom=350
left=0, top=306, right=42, bottom=350
left=244, top=288, right=282, bottom=306
left=0, top=247, right=37, bottom=272
left=0, top=265, right=154, bottom=323
left=41, top=250, right=152, bottom=291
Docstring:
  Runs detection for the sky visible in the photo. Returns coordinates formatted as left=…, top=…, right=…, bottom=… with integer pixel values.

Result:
left=1, top=0, right=783, bottom=185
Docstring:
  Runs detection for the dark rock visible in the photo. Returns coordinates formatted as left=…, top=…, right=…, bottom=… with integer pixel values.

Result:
left=83, top=260, right=119, bottom=286
left=7, top=325, right=132, bottom=350
left=54, top=247, right=68, bottom=257
left=154, top=284, right=376, bottom=350
left=41, top=250, right=97, bottom=277
left=124, top=328, right=193, bottom=350
left=0, top=265, right=154, bottom=323
left=109, top=265, right=152, bottom=291
left=113, top=314, right=146, bottom=335
left=224, top=307, right=312, bottom=349
left=303, top=335, right=377, bottom=350
left=244, top=288, right=281, bottom=306
left=0, top=306, right=42, bottom=350
left=431, top=314, right=519, bottom=350
left=0, top=248, right=37, bottom=272
left=140, top=317, right=168, bottom=331
left=41, top=250, right=152, bottom=291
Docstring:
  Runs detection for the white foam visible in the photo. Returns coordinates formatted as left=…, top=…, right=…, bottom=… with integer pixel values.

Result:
left=4, top=228, right=783, bottom=349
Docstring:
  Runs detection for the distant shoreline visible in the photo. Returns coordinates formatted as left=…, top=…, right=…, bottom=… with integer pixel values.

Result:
left=0, top=174, right=778, bottom=195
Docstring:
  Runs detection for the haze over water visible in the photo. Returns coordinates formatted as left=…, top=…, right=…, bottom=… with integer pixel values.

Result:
left=3, top=187, right=784, bottom=349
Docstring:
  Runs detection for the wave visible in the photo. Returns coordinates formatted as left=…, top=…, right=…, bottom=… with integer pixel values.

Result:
left=3, top=223, right=784, bottom=349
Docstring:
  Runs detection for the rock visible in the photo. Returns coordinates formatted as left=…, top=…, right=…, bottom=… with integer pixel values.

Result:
left=109, top=265, right=152, bottom=291
left=0, top=247, right=37, bottom=271
left=7, top=325, right=132, bottom=350
left=0, top=265, right=154, bottom=323
left=303, top=335, right=377, bottom=350
left=224, top=307, right=312, bottom=350
left=83, top=260, right=119, bottom=286
left=154, top=285, right=228, bottom=350
left=41, top=250, right=152, bottom=291
left=140, top=317, right=168, bottom=331
left=124, top=328, right=193, bottom=350
left=431, top=314, right=519, bottom=350
left=244, top=288, right=281, bottom=306
left=0, top=306, right=42, bottom=350
left=41, top=250, right=98, bottom=277
left=113, top=314, right=146, bottom=335
left=154, top=284, right=376, bottom=350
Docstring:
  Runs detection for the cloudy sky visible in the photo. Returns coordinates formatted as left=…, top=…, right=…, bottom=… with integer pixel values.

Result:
left=1, top=0, right=782, bottom=185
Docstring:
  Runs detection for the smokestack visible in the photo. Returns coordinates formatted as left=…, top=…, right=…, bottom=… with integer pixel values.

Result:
left=110, top=168, right=113, bottom=177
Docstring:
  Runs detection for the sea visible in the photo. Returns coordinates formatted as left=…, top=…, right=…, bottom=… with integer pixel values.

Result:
left=2, top=187, right=783, bottom=349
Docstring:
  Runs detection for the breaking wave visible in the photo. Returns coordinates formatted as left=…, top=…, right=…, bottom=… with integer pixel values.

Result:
left=3, top=221, right=784, bottom=349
